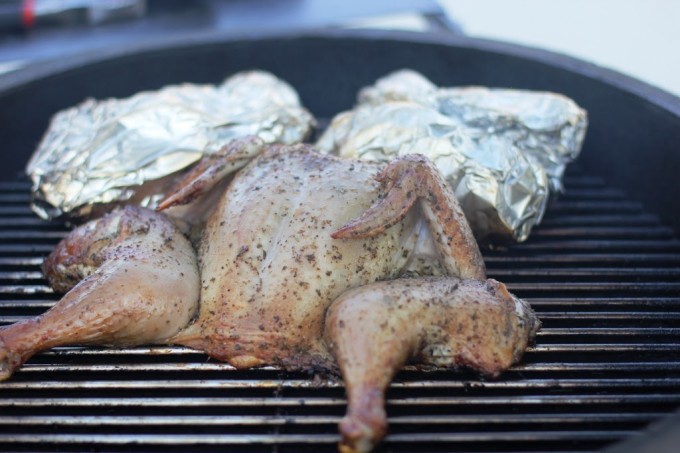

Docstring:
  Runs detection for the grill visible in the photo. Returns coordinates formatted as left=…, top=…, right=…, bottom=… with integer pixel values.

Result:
left=1, top=30, right=679, bottom=453
left=2, top=169, right=679, bottom=452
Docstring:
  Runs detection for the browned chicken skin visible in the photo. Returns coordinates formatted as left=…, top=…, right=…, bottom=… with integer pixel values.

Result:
left=0, top=138, right=540, bottom=453
left=0, top=205, right=200, bottom=381
left=326, top=277, right=538, bottom=452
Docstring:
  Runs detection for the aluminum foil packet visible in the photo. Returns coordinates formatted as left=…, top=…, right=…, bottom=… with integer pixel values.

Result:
left=317, top=69, right=588, bottom=245
left=26, top=70, right=315, bottom=220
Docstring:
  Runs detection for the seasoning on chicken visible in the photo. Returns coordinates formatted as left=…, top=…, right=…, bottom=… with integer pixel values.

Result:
left=0, top=138, right=540, bottom=453
left=0, top=206, right=199, bottom=381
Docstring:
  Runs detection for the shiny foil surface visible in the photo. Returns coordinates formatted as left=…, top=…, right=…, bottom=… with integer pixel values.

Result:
left=26, top=71, right=315, bottom=220
left=317, top=69, right=588, bottom=245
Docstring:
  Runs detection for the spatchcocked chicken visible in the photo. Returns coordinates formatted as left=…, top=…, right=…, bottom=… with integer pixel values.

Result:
left=0, top=138, right=540, bottom=453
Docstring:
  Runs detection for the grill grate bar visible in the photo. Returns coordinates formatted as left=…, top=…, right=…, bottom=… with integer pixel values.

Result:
left=0, top=433, right=341, bottom=446
left=514, top=362, right=680, bottom=372
left=0, top=206, right=39, bottom=216
left=0, top=244, right=56, bottom=254
left=539, top=213, right=660, bottom=227
left=386, top=431, right=637, bottom=443
left=0, top=231, right=68, bottom=240
left=545, top=200, right=645, bottom=213
left=529, top=226, right=675, bottom=239
left=1, top=341, right=675, bottom=356
left=530, top=344, right=680, bottom=353
left=0, top=285, right=52, bottom=294
left=0, top=412, right=664, bottom=426
left=506, top=282, right=680, bottom=292
left=0, top=182, right=33, bottom=191
left=0, top=431, right=640, bottom=446
left=0, top=257, right=44, bottom=266
left=0, top=217, right=65, bottom=227
left=0, top=194, right=31, bottom=203
left=2, top=378, right=680, bottom=391
left=8, top=361, right=680, bottom=376
left=536, top=312, right=680, bottom=320
left=3, top=394, right=680, bottom=408
left=488, top=267, right=680, bottom=277
left=527, top=297, right=680, bottom=307
left=536, top=327, right=680, bottom=336
left=0, top=300, right=56, bottom=310
left=507, top=239, right=680, bottom=252
left=484, top=254, right=680, bottom=266
left=552, top=187, right=628, bottom=199
left=0, top=271, right=45, bottom=280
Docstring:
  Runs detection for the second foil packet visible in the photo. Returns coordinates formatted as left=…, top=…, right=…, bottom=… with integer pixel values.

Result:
left=317, top=69, right=588, bottom=246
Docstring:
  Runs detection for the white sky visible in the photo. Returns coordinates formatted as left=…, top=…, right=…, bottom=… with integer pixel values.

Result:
left=439, top=0, right=680, bottom=97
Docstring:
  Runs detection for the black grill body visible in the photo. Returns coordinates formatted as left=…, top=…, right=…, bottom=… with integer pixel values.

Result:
left=0, top=30, right=679, bottom=453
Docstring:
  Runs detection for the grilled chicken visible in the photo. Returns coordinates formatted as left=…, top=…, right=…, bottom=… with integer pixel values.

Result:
left=0, top=138, right=540, bottom=453
left=159, top=139, right=538, bottom=452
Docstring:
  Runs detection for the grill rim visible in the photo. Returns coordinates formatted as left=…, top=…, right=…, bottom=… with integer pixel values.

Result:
left=1, top=28, right=679, bottom=115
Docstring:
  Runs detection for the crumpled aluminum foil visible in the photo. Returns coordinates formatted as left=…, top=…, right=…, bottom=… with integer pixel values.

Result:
left=317, top=69, right=588, bottom=245
left=26, top=70, right=315, bottom=220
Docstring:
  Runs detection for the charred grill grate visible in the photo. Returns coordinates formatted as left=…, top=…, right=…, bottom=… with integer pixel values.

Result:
left=1, top=167, right=680, bottom=453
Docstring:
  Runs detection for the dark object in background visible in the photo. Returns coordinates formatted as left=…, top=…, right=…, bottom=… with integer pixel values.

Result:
left=0, top=0, right=145, bottom=33
left=0, top=0, right=26, bottom=32
left=0, top=1, right=453, bottom=63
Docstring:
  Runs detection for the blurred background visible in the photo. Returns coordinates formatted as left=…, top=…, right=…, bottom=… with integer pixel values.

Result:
left=0, top=0, right=678, bottom=96
left=440, top=0, right=680, bottom=97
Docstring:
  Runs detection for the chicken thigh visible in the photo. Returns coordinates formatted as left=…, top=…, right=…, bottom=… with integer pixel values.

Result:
left=0, top=205, right=200, bottom=380
left=0, top=138, right=540, bottom=453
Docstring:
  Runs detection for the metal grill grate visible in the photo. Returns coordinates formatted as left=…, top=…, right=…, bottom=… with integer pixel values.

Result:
left=1, top=167, right=680, bottom=453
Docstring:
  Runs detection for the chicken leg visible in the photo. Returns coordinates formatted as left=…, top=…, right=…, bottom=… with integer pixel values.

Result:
left=0, top=206, right=199, bottom=381
left=325, top=277, right=540, bottom=453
